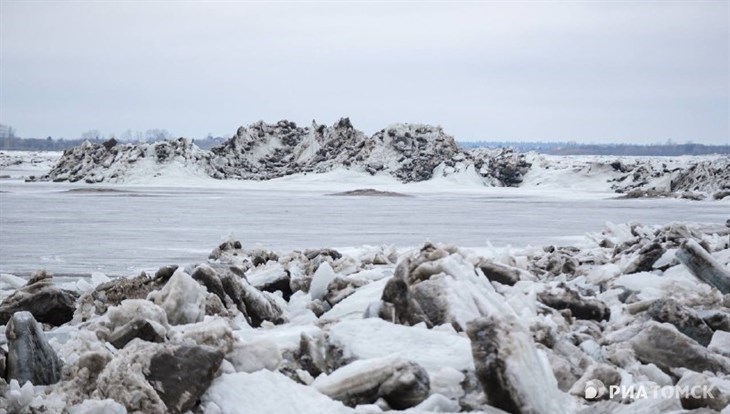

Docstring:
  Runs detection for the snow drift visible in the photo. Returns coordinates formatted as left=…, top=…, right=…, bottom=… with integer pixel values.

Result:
left=2, top=220, right=730, bottom=413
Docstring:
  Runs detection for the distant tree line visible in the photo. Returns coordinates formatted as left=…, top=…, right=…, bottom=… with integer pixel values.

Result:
left=2, top=123, right=726, bottom=156
left=0, top=124, right=227, bottom=151
left=460, top=140, right=730, bottom=156
left=0, top=135, right=96, bottom=151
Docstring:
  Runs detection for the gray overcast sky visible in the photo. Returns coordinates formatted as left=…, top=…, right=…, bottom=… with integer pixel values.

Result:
left=1, top=1, right=728, bottom=144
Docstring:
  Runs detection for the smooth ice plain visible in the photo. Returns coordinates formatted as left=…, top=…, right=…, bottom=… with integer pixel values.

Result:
left=0, top=179, right=727, bottom=277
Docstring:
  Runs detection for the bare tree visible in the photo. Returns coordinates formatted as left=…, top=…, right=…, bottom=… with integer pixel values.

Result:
left=0, top=124, right=16, bottom=139
left=119, top=129, right=134, bottom=142
left=80, top=129, right=102, bottom=141
left=145, top=129, right=172, bottom=142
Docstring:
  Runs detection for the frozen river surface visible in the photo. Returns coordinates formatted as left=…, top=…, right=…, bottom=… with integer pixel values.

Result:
left=0, top=181, right=728, bottom=277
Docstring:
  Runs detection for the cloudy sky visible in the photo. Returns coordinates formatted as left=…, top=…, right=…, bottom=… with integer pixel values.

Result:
left=1, top=1, right=728, bottom=144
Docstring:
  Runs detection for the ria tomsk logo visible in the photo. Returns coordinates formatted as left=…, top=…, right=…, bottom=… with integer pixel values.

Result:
left=584, top=379, right=607, bottom=400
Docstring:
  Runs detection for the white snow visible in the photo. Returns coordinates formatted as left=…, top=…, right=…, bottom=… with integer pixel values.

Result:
left=0, top=150, right=62, bottom=179
left=327, top=318, right=474, bottom=373
left=226, top=339, right=283, bottom=373
left=201, top=370, right=352, bottom=414
left=520, top=153, right=728, bottom=197
left=68, top=399, right=128, bottom=414
left=234, top=323, right=322, bottom=353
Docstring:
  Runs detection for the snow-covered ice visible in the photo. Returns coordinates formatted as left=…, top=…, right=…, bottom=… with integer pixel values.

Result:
left=1, top=148, right=729, bottom=413
left=201, top=370, right=352, bottom=414
left=328, top=318, right=475, bottom=373
left=0, top=178, right=727, bottom=277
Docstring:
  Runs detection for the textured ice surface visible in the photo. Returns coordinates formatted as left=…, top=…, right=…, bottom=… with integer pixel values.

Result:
left=147, top=269, right=206, bottom=325
left=310, top=262, right=337, bottom=301
left=321, top=277, right=390, bottom=322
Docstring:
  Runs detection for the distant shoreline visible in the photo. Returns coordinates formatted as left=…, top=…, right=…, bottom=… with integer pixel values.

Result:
left=2, top=136, right=728, bottom=156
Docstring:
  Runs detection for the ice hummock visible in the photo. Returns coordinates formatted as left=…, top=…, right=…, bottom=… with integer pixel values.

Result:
left=1, top=220, right=730, bottom=413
